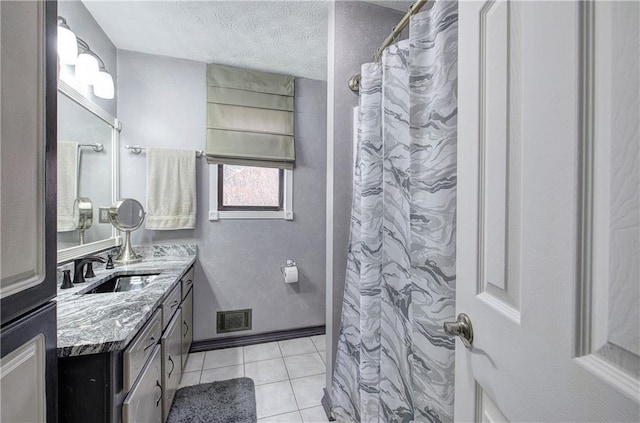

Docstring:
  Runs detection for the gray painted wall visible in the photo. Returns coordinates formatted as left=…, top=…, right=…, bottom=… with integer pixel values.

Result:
left=58, top=0, right=117, bottom=116
left=117, top=50, right=327, bottom=341
left=325, top=0, right=404, bottom=394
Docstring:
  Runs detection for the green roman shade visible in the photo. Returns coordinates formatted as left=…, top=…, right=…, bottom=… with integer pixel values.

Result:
left=206, top=64, right=295, bottom=169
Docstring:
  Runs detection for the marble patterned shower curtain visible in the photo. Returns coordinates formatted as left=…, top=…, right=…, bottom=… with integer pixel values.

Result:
left=332, top=2, right=457, bottom=422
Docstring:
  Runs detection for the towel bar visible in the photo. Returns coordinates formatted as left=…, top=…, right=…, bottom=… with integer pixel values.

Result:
left=125, top=145, right=204, bottom=157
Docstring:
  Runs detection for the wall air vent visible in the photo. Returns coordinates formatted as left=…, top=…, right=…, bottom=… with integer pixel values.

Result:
left=216, top=309, right=252, bottom=333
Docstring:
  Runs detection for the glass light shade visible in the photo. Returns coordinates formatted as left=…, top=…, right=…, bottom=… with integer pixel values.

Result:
left=57, top=26, right=78, bottom=65
left=93, top=71, right=114, bottom=99
left=75, top=53, right=99, bottom=85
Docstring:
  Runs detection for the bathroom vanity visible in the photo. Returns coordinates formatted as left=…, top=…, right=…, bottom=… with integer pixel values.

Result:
left=56, top=245, right=196, bottom=423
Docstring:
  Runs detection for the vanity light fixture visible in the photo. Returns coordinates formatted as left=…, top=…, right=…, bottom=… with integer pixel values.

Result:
left=93, top=65, right=115, bottom=100
left=75, top=50, right=99, bottom=85
left=57, top=16, right=115, bottom=100
left=57, top=17, right=78, bottom=65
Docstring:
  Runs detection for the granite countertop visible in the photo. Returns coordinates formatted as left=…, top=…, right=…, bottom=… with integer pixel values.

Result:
left=56, top=244, right=197, bottom=358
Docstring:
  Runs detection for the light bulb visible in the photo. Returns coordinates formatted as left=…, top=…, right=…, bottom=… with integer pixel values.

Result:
left=75, top=53, right=99, bottom=85
left=93, top=70, right=114, bottom=99
left=57, top=25, right=78, bottom=65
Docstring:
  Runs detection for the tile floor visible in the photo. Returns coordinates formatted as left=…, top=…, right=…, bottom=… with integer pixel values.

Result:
left=179, top=335, right=330, bottom=422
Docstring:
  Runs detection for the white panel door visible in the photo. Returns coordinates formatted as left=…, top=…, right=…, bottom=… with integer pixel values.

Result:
left=0, top=335, right=46, bottom=423
left=456, top=0, right=639, bottom=421
left=0, top=0, right=46, bottom=298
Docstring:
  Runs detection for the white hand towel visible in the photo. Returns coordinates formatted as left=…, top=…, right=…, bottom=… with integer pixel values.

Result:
left=145, top=148, right=196, bottom=230
left=57, top=141, right=78, bottom=232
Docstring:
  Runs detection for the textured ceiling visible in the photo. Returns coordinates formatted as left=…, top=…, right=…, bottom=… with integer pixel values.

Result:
left=367, top=1, right=414, bottom=13
left=81, top=1, right=413, bottom=81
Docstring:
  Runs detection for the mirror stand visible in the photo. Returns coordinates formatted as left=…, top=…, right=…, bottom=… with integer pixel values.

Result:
left=108, top=198, right=146, bottom=265
left=74, top=197, right=93, bottom=246
left=114, top=230, right=141, bottom=264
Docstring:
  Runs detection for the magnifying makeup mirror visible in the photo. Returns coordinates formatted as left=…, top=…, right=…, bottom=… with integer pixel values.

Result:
left=73, top=197, right=93, bottom=245
left=109, top=198, right=145, bottom=264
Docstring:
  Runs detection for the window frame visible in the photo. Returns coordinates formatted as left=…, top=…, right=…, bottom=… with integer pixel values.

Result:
left=217, top=165, right=284, bottom=212
left=208, top=164, right=293, bottom=221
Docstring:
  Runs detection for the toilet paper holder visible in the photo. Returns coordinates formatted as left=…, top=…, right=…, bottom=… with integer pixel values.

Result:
left=281, top=260, right=299, bottom=283
left=281, top=259, right=296, bottom=272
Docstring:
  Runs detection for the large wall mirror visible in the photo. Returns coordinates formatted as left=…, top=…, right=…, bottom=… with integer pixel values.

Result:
left=57, top=80, right=120, bottom=262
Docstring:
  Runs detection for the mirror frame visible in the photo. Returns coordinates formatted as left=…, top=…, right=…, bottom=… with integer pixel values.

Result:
left=57, top=79, right=121, bottom=263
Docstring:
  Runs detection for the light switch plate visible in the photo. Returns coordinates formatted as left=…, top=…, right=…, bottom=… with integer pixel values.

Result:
left=99, top=207, right=110, bottom=223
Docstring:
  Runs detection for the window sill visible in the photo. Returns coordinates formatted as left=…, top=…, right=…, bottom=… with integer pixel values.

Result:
left=209, top=210, right=294, bottom=221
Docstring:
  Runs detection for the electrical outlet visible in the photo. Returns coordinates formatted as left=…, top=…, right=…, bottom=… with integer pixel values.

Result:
left=99, top=207, right=110, bottom=223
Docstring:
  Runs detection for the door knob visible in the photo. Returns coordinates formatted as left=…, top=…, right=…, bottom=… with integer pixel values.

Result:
left=444, top=313, right=474, bottom=348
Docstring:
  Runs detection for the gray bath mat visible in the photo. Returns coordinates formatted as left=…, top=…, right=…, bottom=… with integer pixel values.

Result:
left=167, top=377, right=257, bottom=423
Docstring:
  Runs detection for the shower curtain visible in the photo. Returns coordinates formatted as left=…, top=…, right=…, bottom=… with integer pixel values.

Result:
left=332, top=2, right=457, bottom=422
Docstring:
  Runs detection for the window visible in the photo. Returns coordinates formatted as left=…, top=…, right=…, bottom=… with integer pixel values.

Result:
left=218, top=165, right=283, bottom=211
left=205, top=64, right=295, bottom=220
left=209, top=164, right=293, bottom=220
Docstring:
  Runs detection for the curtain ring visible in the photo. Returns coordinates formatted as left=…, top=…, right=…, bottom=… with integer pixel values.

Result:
left=348, top=74, right=361, bottom=93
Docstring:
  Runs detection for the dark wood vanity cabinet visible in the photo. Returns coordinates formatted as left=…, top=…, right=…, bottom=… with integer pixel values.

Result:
left=58, top=265, right=195, bottom=423
left=58, top=349, right=127, bottom=423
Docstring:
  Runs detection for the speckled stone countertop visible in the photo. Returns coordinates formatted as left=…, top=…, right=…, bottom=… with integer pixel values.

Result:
left=56, top=244, right=197, bottom=358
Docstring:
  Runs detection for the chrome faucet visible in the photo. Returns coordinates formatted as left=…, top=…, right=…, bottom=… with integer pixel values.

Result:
left=73, top=256, right=106, bottom=284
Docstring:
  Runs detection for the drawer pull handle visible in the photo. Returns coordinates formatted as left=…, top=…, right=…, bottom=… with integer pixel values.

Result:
left=171, top=300, right=179, bottom=309
left=155, top=380, right=163, bottom=407
left=183, top=321, right=189, bottom=336
left=168, top=356, right=175, bottom=378
left=185, top=279, right=193, bottom=286
left=143, top=336, right=156, bottom=351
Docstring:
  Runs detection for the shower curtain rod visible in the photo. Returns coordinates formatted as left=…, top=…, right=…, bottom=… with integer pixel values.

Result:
left=347, top=0, right=430, bottom=93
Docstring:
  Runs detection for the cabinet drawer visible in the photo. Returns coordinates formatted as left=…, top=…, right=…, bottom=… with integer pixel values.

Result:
left=181, top=267, right=194, bottom=300
left=162, top=310, right=183, bottom=421
left=161, top=285, right=181, bottom=329
left=122, top=345, right=162, bottom=423
left=123, top=309, right=162, bottom=392
left=181, top=288, right=193, bottom=370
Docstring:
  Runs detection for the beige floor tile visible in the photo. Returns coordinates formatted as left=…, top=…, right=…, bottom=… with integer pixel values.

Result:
left=245, top=357, right=289, bottom=385
left=278, top=338, right=317, bottom=357
left=258, top=410, right=303, bottom=423
left=244, top=342, right=282, bottom=363
left=300, top=406, right=330, bottom=423
left=203, top=347, right=243, bottom=369
left=196, top=337, right=331, bottom=420
left=310, top=335, right=326, bottom=352
left=284, top=352, right=325, bottom=379
left=200, top=364, right=244, bottom=383
left=255, top=380, right=298, bottom=419
left=177, top=370, right=201, bottom=389
left=291, top=374, right=325, bottom=410
left=182, top=351, right=206, bottom=373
